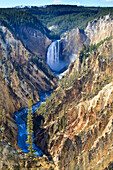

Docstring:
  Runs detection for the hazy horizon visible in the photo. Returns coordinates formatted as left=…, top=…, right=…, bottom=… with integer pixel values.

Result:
left=0, top=0, right=113, bottom=8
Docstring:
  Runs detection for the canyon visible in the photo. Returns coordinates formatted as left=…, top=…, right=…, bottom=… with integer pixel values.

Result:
left=0, top=25, right=57, bottom=147
left=0, top=7, right=113, bottom=170
left=35, top=15, right=113, bottom=170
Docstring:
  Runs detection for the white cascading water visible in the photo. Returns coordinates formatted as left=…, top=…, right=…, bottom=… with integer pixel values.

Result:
left=47, top=40, right=60, bottom=71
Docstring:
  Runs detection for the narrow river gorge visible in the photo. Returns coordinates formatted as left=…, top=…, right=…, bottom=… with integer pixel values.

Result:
left=14, top=92, right=51, bottom=156
left=14, top=40, right=69, bottom=156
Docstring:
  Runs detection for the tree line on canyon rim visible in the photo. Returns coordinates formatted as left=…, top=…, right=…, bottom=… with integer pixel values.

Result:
left=0, top=6, right=113, bottom=40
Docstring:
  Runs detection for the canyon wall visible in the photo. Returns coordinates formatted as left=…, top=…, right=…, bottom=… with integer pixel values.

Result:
left=0, top=26, right=57, bottom=144
left=17, top=25, right=51, bottom=58
left=85, top=15, right=113, bottom=44
left=61, top=15, right=113, bottom=64
left=35, top=21, right=113, bottom=169
left=1, top=14, right=113, bottom=169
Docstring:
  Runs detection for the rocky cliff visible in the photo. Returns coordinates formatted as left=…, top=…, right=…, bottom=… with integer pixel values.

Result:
left=0, top=25, right=56, bottom=109
left=61, top=15, right=113, bottom=64
left=0, top=25, right=57, bottom=145
left=0, top=140, right=55, bottom=170
left=85, top=15, right=113, bottom=44
left=36, top=26, right=113, bottom=169
left=17, top=25, right=51, bottom=58
left=60, top=28, right=87, bottom=62
left=1, top=14, right=113, bottom=170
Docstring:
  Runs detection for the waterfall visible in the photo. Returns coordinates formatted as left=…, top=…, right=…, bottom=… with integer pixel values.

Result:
left=47, top=40, right=70, bottom=72
left=47, top=40, right=60, bottom=71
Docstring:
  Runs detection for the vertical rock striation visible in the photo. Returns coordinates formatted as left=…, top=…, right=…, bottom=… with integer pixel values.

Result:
left=0, top=25, right=57, bottom=145
left=35, top=26, right=113, bottom=169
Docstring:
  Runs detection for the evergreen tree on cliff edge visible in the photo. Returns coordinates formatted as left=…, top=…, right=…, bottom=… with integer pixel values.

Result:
left=26, top=95, right=35, bottom=156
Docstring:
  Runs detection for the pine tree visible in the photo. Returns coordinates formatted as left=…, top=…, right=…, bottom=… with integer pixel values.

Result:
left=41, top=119, right=43, bottom=127
left=83, top=55, right=86, bottom=67
left=63, top=104, right=66, bottom=116
left=0, top=109, right=5, bottom=141
left=26, top=95, right=35, bottom=157
left=62, top=117, right=65, bottom=130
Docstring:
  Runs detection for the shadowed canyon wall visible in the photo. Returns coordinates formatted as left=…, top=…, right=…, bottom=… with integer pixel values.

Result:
left=0, top=25, right=57, bottom=145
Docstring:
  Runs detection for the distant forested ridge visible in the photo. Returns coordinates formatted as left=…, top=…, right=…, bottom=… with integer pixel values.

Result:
left=26, top=5, right=113, bottom=36
left=0, top=5, right=113, bottom=39
left=0, top=8, right=52, bottom=39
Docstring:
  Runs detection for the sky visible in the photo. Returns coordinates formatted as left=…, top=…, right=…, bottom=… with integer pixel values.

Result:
left=0, top=0, right=113, bottom=8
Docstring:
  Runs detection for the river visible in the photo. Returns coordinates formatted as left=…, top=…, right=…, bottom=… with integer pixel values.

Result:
left=14, top=91, right=51, bottom=157
left=14, top=40, right=69, bottom=156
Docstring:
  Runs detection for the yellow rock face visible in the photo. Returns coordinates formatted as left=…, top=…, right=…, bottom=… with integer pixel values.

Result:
left=0, top=26, right=56, bottom=146
left=35, top=32, right=113, bottom=169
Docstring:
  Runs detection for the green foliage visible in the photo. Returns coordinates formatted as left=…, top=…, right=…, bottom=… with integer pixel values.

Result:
left=0, top=8, right=51, bottom=39
left=30, top=56, right=55, bottom=81
left=0, top=109, right=5, bottom=141
left=40, top=119, right=44, bottom=127
left=1, top=6, right=113, bottom=39
left=0, top=28, right=6, bottom=43
left=26, top=6, right=113, bottom=37
left=82, top=73, right=113, bottom=102
left=26, top=95, right=36, bottom=157
left=59, top=71, right=80, bottom=89
left=62, top=117, right=66, bottom=130
left=79, top=36, right=112, bottom=63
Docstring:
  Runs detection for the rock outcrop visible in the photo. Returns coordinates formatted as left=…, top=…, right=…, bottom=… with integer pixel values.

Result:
left=1, top=14, right=113, bottom=170
left=17, top=26, right=51, bottom=58
left=0, top=141, right=55, bottom=170
left=0, top=25, right=56, bottom=108
left=0, top=25, right=57, bottom=145
left=60, top=28, right=87, bottom=62
left=61, top=15, right=113, bottom=64
left=85, top=15, right=113, bottom=44
left=36, top=33, right=113, bottom=169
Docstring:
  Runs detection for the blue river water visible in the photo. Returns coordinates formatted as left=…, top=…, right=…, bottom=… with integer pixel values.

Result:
left=14, top=91, right=51, bottom=157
